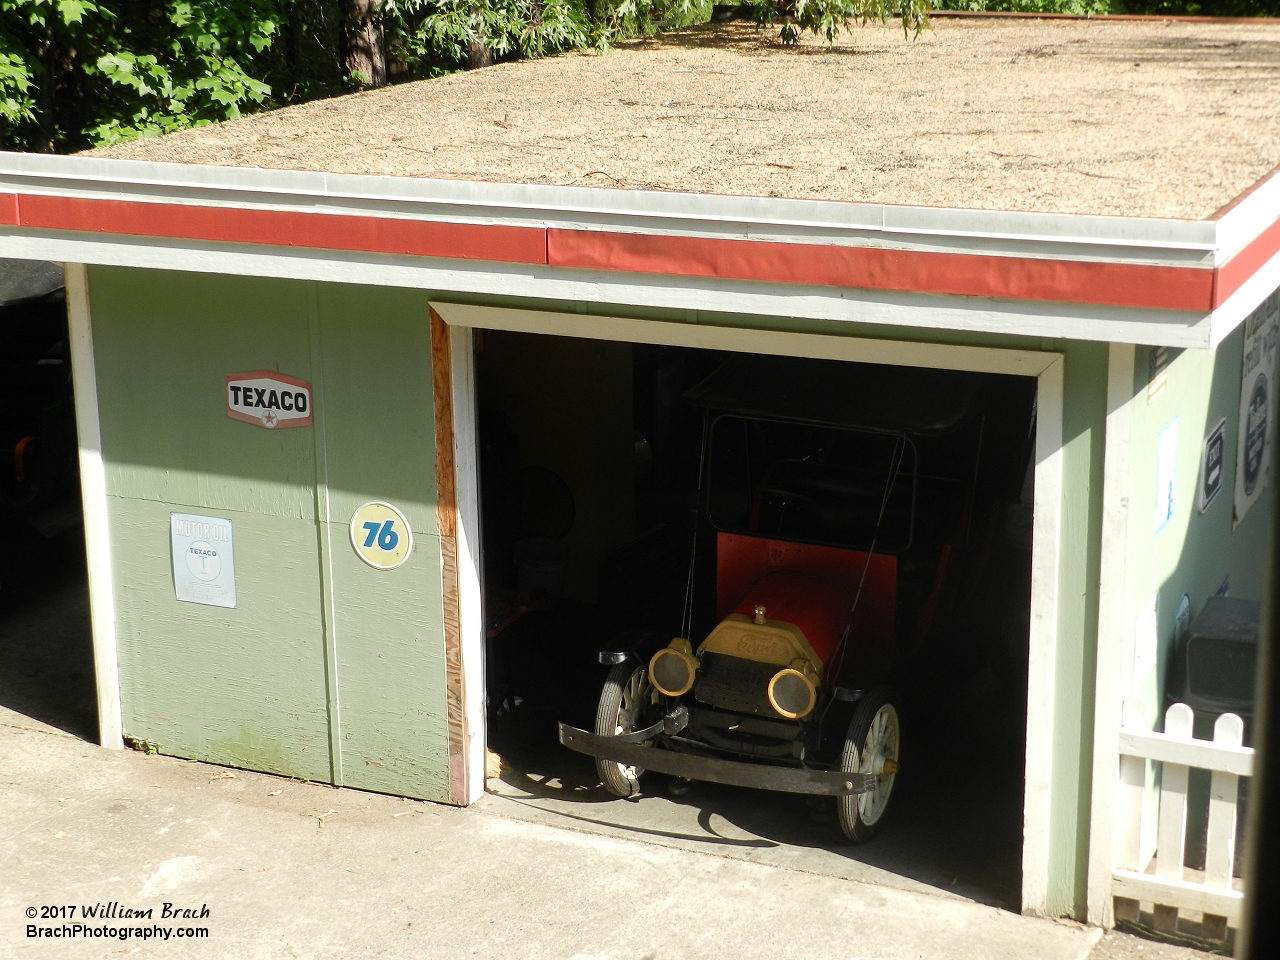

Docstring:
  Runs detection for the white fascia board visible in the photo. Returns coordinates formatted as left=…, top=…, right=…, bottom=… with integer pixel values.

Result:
left=1210, top=244, right=1280, bottom=349
left=0, top=152, right=1218, bottom=266
left=879, top=203, right=1215, bottom=250
left=1, top=228, right=1215, bottom=349
left=1214, top=166, right=1280, bottom=264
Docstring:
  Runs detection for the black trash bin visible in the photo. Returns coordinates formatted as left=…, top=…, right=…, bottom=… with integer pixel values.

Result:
left=1166, top=596, right=1258, bottom=874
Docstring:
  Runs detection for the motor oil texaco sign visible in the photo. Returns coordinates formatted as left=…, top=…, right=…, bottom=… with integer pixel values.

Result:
left=226, top=371, right=312, bottom=429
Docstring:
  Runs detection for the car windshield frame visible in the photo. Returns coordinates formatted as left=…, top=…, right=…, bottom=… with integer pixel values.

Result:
left=704, top=412, right=919, bottom=555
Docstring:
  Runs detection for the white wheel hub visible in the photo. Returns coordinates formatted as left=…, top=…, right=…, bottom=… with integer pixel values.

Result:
left=857, top=703, right=900, bottom=826
left=613, top=667, right=653, bottom=781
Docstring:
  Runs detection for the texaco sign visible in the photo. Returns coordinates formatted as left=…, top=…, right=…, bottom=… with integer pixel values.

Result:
left=226, top=371, right=313, bottom=429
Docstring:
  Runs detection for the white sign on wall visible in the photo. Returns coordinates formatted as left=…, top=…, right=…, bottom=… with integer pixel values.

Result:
left=226, top=371, right=313, bottom=430
left=1234, top=291, right=1279, bottom=529
left=171, top=513, right=237, bottom=608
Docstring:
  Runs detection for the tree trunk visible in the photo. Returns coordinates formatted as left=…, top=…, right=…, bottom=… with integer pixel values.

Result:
left=344, top=0, right=386, bottom=88
left=465, top=39, right=494, bottom=71
left=285, top=4, right=304, bottom=84
left=38, top=28, right=56, bottom=152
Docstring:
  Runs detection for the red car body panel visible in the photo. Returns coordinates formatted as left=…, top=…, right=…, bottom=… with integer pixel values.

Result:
left=716, top=532, right=898, bottom=678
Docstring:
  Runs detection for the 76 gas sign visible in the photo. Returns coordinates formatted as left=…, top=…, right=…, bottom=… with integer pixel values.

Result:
left=349, top=501, right=414, bottom=570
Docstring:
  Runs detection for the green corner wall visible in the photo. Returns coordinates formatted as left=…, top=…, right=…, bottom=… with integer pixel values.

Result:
left=89, top=267, right=451, bottom=801
left=1124, top=324, right=1274, bottom=726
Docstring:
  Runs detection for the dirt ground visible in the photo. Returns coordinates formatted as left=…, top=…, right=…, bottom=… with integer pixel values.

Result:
left=1092, top=929, right=1225, bottom=960
left=96, top=18, right=1280, bottom=220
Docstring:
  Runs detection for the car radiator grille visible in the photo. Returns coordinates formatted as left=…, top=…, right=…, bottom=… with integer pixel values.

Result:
left=694, top=653, right=779, bottom=718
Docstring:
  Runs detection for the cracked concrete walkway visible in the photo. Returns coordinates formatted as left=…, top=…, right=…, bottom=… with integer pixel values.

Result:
left=1, top=707, right=1102, bottom=960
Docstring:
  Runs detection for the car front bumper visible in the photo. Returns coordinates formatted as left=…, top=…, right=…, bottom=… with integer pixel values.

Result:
left=557, top=722, right=877, bottom=797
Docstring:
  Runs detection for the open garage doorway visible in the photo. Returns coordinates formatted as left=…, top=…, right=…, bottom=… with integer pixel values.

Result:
left=433, top=304, right=1064, bottom=914
left=0, top=260, right=96, bottom=742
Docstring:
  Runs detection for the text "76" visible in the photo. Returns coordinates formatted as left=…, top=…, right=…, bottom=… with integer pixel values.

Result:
left=362, top=520, right=400, bottom=551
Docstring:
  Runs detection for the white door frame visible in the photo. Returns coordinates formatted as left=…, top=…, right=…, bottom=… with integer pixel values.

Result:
left=432, top=302, right=1065, bottom=917
left=65, top=262, right=124, bottom=750
left=1085, top=343, right=1138, bottom=926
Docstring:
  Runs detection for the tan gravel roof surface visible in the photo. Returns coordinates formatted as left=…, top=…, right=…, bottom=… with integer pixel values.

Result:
left=94, top=18, right=1280, bottom=220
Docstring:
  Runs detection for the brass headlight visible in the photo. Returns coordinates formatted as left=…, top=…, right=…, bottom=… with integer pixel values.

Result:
left=649, top=642, right=697, bottom=697
left=768, top=668, right=817, bottom=719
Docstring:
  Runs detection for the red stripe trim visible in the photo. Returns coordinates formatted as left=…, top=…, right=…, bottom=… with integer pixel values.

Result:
left=1214, top=215, right=1280, bottom=308
left=547, top=228, right=1214, bottom=312
left=0, top=193, right=18, bottom=226
left=8, top=192, right=1263, bottom=311
left=15, top=195, right=547, bottom=265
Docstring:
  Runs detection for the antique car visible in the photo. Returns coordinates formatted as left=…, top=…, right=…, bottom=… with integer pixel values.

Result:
left=559, top=354, right=1035, bottom=842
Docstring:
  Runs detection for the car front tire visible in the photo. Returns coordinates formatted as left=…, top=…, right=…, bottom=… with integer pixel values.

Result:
left=594, top=661, right=656, bottom=798
left=837, top=684, right=902, bottom=843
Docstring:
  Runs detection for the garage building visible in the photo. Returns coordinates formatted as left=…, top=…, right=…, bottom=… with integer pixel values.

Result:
left=2, top=15, right=1278, bottom=928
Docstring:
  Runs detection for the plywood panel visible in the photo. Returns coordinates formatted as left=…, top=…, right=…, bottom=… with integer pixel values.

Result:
left=324, top=522, right=450, bottom=802
left=88, top=267, right=332, bottom=780
left=110, top=496, right=331, bottom=781
left=315, top=283, right=438, bottom=535
left=88, top=267, right=319, bottom=520
left=313, top=284, right=450, bottom=802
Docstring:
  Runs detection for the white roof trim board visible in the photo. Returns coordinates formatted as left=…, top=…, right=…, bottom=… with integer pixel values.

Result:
left=1, top=151, right=1277, bottom=349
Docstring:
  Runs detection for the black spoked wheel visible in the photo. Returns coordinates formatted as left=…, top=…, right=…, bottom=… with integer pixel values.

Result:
left=594, top=661, right=658, bottom=798
left=837, top=684, right=902, bottom=843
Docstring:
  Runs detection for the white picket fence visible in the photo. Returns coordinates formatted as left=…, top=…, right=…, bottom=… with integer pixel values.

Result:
left=1113, top=699, right=1253, bottom=939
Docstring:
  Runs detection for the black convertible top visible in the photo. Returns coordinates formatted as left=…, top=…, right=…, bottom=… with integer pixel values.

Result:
left=684, top=355, right=986, bottom=436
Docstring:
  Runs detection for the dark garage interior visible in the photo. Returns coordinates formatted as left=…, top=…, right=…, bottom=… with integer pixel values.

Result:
left=0, top=260, right=96, bottom=744
left=475, top=329, right=1037, bottom=910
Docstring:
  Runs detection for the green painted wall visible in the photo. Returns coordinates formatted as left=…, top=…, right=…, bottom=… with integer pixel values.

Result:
left=312, top=282, right=448, bottom=798
left=1050, top=341, right=1108, bottom=919
left=90, top=267, right=450, bottom=801
left=1124, top=325, right=1274, bottom=726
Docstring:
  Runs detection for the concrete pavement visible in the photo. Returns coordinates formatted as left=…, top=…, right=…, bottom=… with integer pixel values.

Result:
left=0, top=705, right=1107, bottom=960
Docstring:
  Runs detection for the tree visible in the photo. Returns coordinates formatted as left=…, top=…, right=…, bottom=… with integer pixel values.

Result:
left=1, top=0, right=288, bottom=150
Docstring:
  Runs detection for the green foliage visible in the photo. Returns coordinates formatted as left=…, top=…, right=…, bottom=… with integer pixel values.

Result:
left=755, top=0, right=930, bottom=43
left=1118, top=0, right=1280, bottom=13
left=0, top=51, right=35, bottom=125
left=932, top=0, right=1109, bottom=11
left=2, top=0, right=288, bottom=150
left=388, top=0, right=591, bottom=64
left=933, top=0, right=1108, bottom=11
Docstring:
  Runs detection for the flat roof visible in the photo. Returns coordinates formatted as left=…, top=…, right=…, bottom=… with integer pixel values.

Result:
left=92, top=18, right=1280, bottom=221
